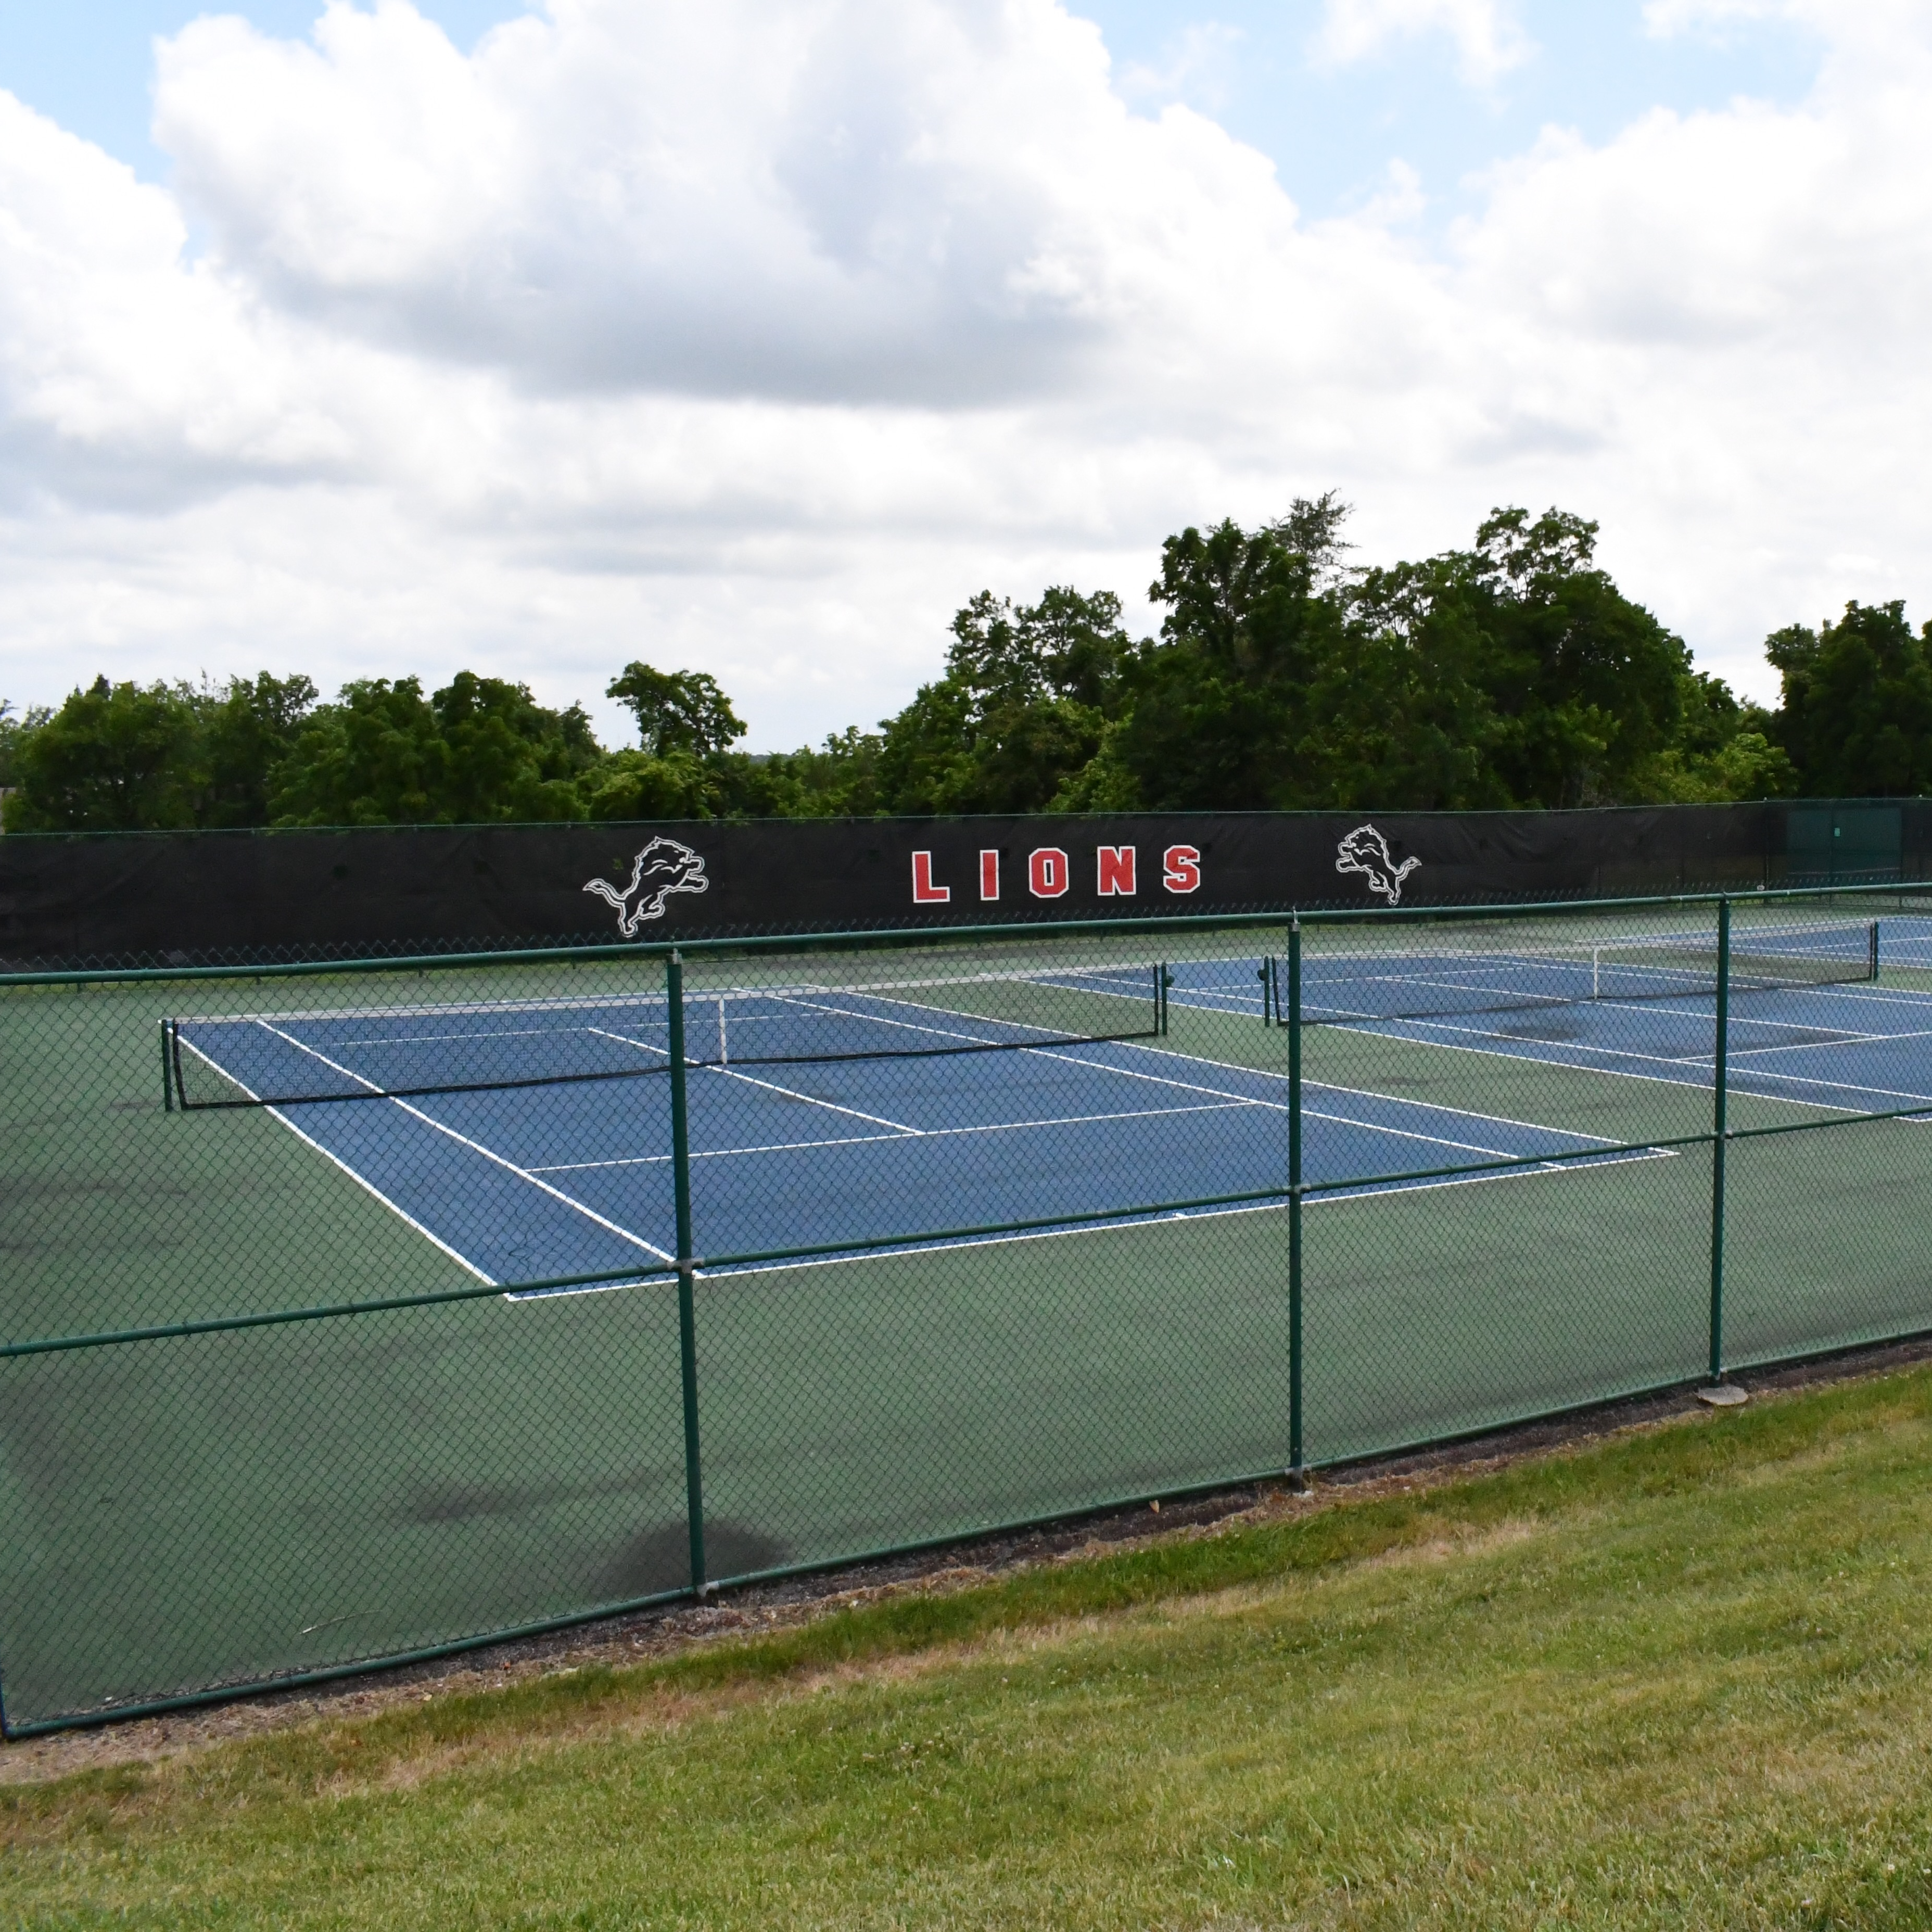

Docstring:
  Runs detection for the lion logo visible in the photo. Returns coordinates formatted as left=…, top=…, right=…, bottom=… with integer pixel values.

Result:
left=1336, top=824, right=1420, bottom=906
left=583, top=836, right=710, bottom=935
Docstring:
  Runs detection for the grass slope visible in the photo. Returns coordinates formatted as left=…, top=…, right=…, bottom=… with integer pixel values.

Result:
left=10, top=1368, right=1932, bottom=1927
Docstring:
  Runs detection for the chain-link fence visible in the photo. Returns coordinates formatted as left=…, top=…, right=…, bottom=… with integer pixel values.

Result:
left=4, top=885, right=1929, bottom=1732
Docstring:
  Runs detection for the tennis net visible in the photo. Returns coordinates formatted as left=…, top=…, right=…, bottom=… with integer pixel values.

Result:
left=168, top=961, right=1165, bottom=1110
left=1266, top=920, right=1880, bottom=1027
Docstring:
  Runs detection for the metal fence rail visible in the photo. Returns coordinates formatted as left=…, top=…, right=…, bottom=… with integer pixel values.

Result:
left=4, top=882, right=1930, bottom=1734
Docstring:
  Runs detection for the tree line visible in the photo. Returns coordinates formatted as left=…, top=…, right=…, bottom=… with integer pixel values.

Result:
left=6, top=499, right=1930, bottom=832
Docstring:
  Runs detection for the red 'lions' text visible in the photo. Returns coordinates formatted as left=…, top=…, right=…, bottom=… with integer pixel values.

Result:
left=910, top=845, right=1202, bottom=904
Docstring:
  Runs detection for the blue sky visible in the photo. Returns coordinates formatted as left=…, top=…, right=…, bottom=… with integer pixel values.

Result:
left=1094, top=1, right=1823, bottom=225
left=6, top=2, right=1824, bottom=223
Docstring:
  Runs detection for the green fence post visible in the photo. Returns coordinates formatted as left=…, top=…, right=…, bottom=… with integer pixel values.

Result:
left=1288, top=918, right=1306, bottom=1489
left=666, top=951, right=707, bottom=1595
left=1708, top=899, right=1731, bottom=1386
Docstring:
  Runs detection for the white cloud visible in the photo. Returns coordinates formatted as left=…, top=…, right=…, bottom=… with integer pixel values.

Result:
left=1117, top=22, right=1245, bottom=113
left=0, top=0, right=1929, bottom=742
left=1312, top=0, right=1533, bottom=87
left=152, top=0, right=1154, bottom=404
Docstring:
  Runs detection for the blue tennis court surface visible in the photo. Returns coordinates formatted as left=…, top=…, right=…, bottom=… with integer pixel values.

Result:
left=171, top=917, right=1932, bottom=1295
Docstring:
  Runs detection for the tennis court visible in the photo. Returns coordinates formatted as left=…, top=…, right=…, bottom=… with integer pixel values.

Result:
left=5, top=891, right=1932, bottom=1732
left=166, top=967, right=1662, bottom=1294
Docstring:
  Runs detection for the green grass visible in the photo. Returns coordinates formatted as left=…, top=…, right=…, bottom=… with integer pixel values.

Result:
left=10, top=1366, right=1932, bottom=1926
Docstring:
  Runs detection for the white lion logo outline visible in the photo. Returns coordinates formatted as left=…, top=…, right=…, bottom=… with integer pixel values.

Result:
left=583, top=836, right=710, bottom=935
left=1336, top=824, right=1420, bottom=906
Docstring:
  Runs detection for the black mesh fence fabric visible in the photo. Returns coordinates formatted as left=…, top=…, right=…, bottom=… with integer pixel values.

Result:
left=5, top=881, right=1932, bottom=1732
left=6, top=799, right=1930, bottom=972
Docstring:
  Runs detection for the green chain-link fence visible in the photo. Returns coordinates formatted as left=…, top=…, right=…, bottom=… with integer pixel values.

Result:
left=3, top=885, right=1928, bottom=1732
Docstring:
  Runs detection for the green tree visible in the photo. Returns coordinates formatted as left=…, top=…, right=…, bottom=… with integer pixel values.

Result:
left=1625, top=672, right=1795, bottom=802
left=606, top=663, right=747, bottom=759
left=574, top=749, right=720, bottom=821
left=1070, top=501, right=1728, bottom=812
left=1766, top=601, right=1932, bottom=796
left=708, top=728, right=884, bottom=819
left=2, top=678, right=201, bottom=831
left=431, top=672, right=602, bottom=822
left=193, top=672, right=319, bottom=827
left=591, top=660, right=888, bottom=822
left=1302, top=558, right=1505, bottom=809
left=269, top=673, right=606, bottom=825
left=1456, top=508, right=1693, bottom=807
left=1102, top=510, right=1353, bottom=810
left=875, top=588, right=1135, bottom=813
left=0, top=701, right=50, bottom=796
left=267, top=678, right=448, bottom=825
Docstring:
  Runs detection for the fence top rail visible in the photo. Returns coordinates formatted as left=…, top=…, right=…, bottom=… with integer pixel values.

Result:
left=0, top=794, right=1926, bottom=846
left=1, top=875, right=1924, bottom=990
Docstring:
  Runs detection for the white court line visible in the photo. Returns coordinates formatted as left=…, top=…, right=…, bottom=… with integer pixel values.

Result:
left=586, top=1023, right=924, bottom=1135
left=328, top=1025, right=609, bottom=1049
left=1591, top=1000, right=1872, bottom=1036
left=172, top=1031, right=494, bottom=1285
left=194, top=991, right=672, bottom=1026
left=1322, top=1016, right=1795, bottom=1108
left=527, top=1100, right=1256, bottom=1174
left=861, top=979, right=1629, bottom=1152
left=1058, top=1025, right=1631, bottom=1146
left=516, top=1147, right=1675, bottom=1298
left=195, top=961, right=1118, bottom=1030
left=703, top=1063, right=922, bottom=1135
left=583, top=1025, right=671, bottom=1059
left=246, top=1019, right=675, bottom=1262
left=764, top=990, right=1065, bottom=1052
left=1166, top=984, right=1266, bottom=1009
left=1020, top=1043, right=1567, bottom=1164
left=614, top=989, right=1595, bottom=1171
left=1364, top=1012, right=1932, bottom=1112
left=1696, top=1025, right=1932, bottom=1063
left=1781, top=981, right=1932, bottom=1013
left=1395, top=992, right=1871, bottom=1048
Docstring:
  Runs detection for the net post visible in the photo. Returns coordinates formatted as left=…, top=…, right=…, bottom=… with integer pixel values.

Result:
left=161, top=1020, right=174, bottom=1113
left=1288, top=918, right=1306, bottom=1492
left=1708, top=898, right=1731, bottom=1386
left=1871, top=919, right=1881, bottom=983
left=1158, top=962, right=1172, bottom=1036
left=666, top=951, right=707, bottom=1596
